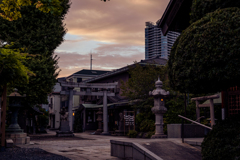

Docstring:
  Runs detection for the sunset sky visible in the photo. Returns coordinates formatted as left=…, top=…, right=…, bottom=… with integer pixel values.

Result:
left=55, top=0, right=170, bottom=77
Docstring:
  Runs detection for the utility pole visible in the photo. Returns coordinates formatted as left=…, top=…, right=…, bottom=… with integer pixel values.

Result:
left=90, top=54, right=93, bottom=70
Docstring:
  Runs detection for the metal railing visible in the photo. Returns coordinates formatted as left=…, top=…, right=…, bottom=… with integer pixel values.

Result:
left=178, top=115, right=212, bottom=143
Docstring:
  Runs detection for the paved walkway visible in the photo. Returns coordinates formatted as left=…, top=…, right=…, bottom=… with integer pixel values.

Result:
left=17, top=130, right=203, bottom=160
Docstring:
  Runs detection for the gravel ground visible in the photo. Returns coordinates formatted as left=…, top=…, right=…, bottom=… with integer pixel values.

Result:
left=0, top=148, right=71, bottom=160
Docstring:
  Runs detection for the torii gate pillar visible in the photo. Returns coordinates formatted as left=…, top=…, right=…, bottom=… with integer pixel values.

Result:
left=68, top=87, right=74, bottom=131
left=101, top=89, right=109, bottom=135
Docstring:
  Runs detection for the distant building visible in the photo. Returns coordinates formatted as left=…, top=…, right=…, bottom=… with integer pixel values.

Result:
left=48, top=70, right=109, bottom=129
left=145, top=21, right=180, bottom=60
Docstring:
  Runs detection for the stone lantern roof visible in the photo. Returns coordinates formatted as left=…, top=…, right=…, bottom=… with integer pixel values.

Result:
left=8, top=88, right=22, bottom=97
left=149, top=78, right=169, bottom=96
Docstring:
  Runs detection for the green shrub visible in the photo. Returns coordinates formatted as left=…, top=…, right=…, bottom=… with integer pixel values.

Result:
left=190, top=0, right=240, bottom=24
left=146, top=131, right=155, bottom=138
left=127, top=130, right=138, bottom=138
left=138, top=119, right=155, bottom=132
left=201, top=117, right=240, bottom=160
left=169, top=8, right=240, bottom=94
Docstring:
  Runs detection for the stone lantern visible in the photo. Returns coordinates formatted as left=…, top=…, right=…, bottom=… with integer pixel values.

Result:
left=95, top=108, right=103, bottom=135
left=6, top=89, right=25, bottom=133
left=149, top=78, right=169, bottom=138
left=6, top=88, right=30, bottom=145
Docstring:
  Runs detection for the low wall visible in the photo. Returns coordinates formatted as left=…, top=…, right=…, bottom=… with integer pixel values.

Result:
left=167, top=124, right=207, bottom=138
left=110, top=140, right=162, bottom=160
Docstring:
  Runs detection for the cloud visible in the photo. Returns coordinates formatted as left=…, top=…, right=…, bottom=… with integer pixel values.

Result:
left=56, top=0, right=170, bottom=77
left=64, top=0, right=170, bottom=45
left=55, top=43, right=144, bottom=77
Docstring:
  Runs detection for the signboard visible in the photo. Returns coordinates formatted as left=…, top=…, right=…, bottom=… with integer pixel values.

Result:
left=124, top=111, right=135, bottom=135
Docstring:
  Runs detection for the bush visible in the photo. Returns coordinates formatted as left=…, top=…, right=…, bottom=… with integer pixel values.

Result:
left=190, top=0, right=240, bottom=24
left=169, top=8, right=240, bottom=94
left=146, top=131, right=155, bottom=138
left=201, top=117, right=240, bottom=160
left=127, top=130, right=138, bottom=138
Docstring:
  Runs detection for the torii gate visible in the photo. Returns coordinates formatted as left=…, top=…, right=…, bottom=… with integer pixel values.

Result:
left=59, top=81, right=118, bottom=135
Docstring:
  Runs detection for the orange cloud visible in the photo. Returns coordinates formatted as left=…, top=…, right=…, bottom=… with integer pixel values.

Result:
left=64, top=0, right=170, bottom=45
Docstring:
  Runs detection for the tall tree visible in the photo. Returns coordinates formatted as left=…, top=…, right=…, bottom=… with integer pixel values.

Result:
left=0, top=0, right=70, bottom=105
left=0, top=0, right=64, bottom=21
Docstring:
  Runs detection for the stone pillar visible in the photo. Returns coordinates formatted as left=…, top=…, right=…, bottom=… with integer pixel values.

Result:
left=95, top=108, right=103, bottom=134
left=209, top=99, right=215, bottom=127
left=68, top=87, right=74, bottom=131
left=101, top=89, right=109, bottom=135
left=196, top=100, right=200, bottom=123
left=149, top=78, right=169, bottom=138
left=155, top=112, right=164, bottom=135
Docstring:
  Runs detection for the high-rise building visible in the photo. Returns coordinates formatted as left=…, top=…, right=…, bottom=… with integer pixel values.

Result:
left=145, top=21, right=180, bottom=59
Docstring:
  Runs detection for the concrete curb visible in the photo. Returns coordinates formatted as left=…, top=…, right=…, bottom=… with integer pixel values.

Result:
left=111, top=140, right=163, bottom=160
left=185, top=141, right=202, bottom=146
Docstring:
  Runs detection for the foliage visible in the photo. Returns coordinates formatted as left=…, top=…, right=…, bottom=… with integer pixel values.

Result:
left=201, top=117, right=240, bottom=160
left=37, top=106, right=49, bottom=128
left=120, top=62, right=169, bottom=113
left=136, top=112, right=155, bottom=132
left=0, top=0, right=70, bottom=105
left=121, top=62, right=168, bottom=102
left=168, top=8, right=240, bottom=94
left=145, top=131, right=155, bottom=138
left=127, top=130, right=138, bottom=138
left=73, top=110, right=83, bottom=133
left=190, top=0, right=240, bottom=24
left=0, top=0, right=66, bottom=21
left=0, top=46, right=34, bottom=88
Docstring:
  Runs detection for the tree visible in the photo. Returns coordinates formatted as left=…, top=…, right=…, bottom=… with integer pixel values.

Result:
left=0, top=0, right=70, bottom=105
left=190, top=0, right=240, bottom=24
left=168, top=7, right=240, bottom=94
left=0, top=0, right=65, bottom=21
left=0, top=47, right=33, bottom=88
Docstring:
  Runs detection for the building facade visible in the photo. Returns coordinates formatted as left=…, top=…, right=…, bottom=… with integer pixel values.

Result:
left=145, top=21, right=180, bottom=59
left=48, top=70, right=109, bottom=129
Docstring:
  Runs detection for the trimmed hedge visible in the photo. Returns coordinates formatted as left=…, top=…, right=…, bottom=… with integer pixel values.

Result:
left=201, top=117, right=240, bottom=160
left=168, top=8, right=240, bottom=94
left=190, top=0, right=240, bottom=24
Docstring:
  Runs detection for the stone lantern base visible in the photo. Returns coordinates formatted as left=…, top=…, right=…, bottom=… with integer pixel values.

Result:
left=5, top=133, right=30, bottom=146
left=56, top=121, right=74, bottom=137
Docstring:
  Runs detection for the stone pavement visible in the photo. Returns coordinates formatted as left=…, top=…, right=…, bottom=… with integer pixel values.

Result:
left=141, top=141, right=201, bottom=160
left=17, top=130, right=203, bottom=160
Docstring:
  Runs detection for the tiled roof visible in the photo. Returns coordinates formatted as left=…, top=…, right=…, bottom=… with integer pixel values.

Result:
left=85, top=56, right=167, bottom=83
left=72, top=69, right=109, bottom=76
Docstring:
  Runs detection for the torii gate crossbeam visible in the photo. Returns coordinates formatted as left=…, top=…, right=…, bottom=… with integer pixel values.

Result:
left=59, top=81, right=118, bottom=135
